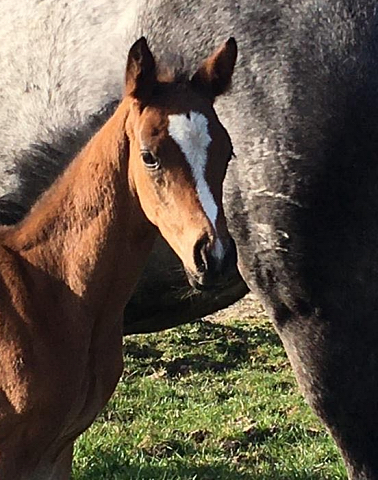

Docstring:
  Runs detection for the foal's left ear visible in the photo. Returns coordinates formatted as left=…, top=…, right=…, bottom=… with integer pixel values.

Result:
left=191, top=37, right=237, bottom=102
left=125, top=37, right=157, bottom=102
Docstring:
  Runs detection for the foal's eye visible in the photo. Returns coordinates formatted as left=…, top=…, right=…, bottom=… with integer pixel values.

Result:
left=141, top=150, right=161, bottom=170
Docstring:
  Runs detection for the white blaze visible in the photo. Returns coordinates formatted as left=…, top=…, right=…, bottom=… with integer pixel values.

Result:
left=168, top=111, right=224, bottom=259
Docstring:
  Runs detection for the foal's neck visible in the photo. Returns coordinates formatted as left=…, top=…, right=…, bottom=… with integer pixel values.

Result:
left=3, top=101, right=156, bottom=316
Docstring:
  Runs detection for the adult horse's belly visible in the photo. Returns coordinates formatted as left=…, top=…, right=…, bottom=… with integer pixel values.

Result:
left=123, top=235, right=248, bottom=334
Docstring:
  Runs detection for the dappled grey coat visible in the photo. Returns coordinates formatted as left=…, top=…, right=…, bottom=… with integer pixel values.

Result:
left=1, top=1, right=378, bottom=479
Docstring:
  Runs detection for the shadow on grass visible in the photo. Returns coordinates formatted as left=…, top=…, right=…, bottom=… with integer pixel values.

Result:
left=74, top=449, right=332, bottom=480
left=123, top=320, right=283, bottom=377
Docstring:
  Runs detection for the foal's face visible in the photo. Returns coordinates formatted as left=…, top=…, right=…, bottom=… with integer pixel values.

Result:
left=125, top=37, right=238, bottom=290
left=127, top=91, right=235, bottom=289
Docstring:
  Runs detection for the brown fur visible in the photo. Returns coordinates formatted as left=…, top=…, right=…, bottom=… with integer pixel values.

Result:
left=0, top=37, right=237, bottom=479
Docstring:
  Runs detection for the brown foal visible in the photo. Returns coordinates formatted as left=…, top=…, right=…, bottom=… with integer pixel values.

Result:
left=0, top=37, right=237, bottom=479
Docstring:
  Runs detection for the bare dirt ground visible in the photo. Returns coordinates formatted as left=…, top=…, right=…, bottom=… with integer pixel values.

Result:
left=205, top=291, right=269, bottom=324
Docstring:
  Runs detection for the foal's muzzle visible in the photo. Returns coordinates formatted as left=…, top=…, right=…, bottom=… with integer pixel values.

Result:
left=186, top=236, right=239, bottom=292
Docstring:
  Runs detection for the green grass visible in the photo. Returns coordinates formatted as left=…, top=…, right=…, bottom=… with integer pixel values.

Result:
left=72, top=307, right=347, bottom=479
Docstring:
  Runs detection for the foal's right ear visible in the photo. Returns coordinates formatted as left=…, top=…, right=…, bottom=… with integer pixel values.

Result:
left=125, top=37, right=157, bottom=102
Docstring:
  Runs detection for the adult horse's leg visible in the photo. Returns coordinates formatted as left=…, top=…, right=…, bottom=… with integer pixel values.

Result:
left=288, top=165, right=378, bottom=479
left=1, top=2, right=378, bottom=477
left=224, top=88, right=378, bottom=479
left=50, top=443, right=74, bottom=480
left=279, top=314, right=378, bottom=480
left=274, top=242, right=378, bottom=479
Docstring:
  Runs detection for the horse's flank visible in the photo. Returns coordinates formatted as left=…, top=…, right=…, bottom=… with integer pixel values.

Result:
left=2, top=1, right=378, bottom=478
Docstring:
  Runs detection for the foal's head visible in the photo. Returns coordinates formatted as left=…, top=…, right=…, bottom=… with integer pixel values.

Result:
left=125, top=37, right=238, bottom=290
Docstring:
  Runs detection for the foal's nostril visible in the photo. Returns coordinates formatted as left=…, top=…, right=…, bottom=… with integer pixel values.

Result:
left=189, top=235, right=239, bottom=291
left=193, top=234, right=210, bottom=273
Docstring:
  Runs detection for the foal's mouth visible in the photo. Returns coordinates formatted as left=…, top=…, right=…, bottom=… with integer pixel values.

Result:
left=185, top=267, right=242, bottom=293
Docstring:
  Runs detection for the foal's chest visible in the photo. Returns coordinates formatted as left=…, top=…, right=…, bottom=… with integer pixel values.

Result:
left=0, top=303, right=123, bottom=473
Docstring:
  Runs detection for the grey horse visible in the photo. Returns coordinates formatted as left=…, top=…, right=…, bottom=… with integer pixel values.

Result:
left=1, top=1, right=378, bottom=478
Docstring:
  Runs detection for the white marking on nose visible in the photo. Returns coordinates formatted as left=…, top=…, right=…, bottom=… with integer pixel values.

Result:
left=168, top=111, right=224, bottom=260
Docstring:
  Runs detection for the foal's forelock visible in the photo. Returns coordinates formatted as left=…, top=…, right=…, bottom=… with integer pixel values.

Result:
left=167, top=111, right=224, bottom=260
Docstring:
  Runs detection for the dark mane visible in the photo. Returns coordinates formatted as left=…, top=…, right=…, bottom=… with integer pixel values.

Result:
left=156, top=52, right=189, bottom=83
left=0, top=100, right=119, bottom=226
left=2, top=2, right=378, bottom=476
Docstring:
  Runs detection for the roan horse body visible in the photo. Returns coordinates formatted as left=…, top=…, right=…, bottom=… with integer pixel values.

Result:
left=0, top=0, right=378, bottom=478
left=0, top=35, right=237, bottom=479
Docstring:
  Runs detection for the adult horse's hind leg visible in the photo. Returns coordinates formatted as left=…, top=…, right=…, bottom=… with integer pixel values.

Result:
left=276, top=310, right=378, bottom=480
left=49, top=443, right=74, bottom=480
left=242, top=223, right=378, bottom=480
left=244, top=204, right=378, bottom=479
